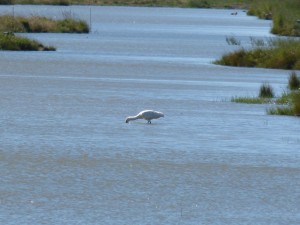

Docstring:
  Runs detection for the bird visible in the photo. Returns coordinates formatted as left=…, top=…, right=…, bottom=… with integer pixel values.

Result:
left=125, top=110, right=164, bottom=124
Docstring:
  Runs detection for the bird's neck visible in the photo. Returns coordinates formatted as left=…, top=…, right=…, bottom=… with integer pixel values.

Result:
left=127, top=115, right=139, bottom=122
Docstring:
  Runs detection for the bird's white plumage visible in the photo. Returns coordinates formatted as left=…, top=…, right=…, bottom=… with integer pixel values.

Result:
left=125, top=110, right=164, bottom=124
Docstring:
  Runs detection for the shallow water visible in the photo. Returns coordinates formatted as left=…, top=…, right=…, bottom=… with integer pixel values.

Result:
left=0, top=5, right=300, bottom=225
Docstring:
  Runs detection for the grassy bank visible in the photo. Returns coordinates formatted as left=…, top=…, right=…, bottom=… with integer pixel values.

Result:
left=0, top=15, right=89, bottom=33
left=216, top=1, right=300, bottom=70
left=248, top=0, right=300, bottom=37
left=0, top=0, right=69, bottom=4
left=2, top=0, right=252, bottom=8
left=215, top=38, right=300, bottom=70
left=0, top=33, right=55, bottom=50
left=213, top=1, right=300, bottom=70
left=4, top=0, right=299, bottom=37
left=0, top=13, right=89, bottom=51
left=232, top=71, right=300, bottom=117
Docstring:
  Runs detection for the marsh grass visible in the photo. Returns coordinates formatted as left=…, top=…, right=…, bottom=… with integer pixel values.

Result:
left=226, top=36, right=241, bottom=46
left=0, top=15, right=89, bottom=33
left=4, top=0, right=252, bottom=8
left=288, top=71, right=300, bottom=90
left=245, top=0, right=300, bottom=71
left=267, top=91, right=300, bottom=116
left=259, top=83, right=274, bottom=98
left=248, top=0, right=300, bottom=37
left=8, top=0, right=70, bottom=5
left=231, top=83, right=274, bottom=104
left=187, top=0, right=210, bottom=8
left=233, top=73, right=300, bottom=117
left=0, top=0, right=13, bottom=4
left=6, top=0, right=299, bottom=37
left=0, top=33, right=55, bottom=50
left=231, top=96, right=272, bottom=104
left=275, top=91, right=293, bottom=105
left=293, top=91, right=300, bottom=116
left=249, top=37, right=267, bottom=47
left=0, top=13, right=89, bottom=51
left=267, top=107, right=295, bottom=116
left=216, top=38, right=300, bottom=70
left=267, top=89, right=300, bottom=116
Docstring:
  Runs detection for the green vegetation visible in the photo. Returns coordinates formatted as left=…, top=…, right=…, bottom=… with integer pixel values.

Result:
left=0, top=15, right=89, bottom=33
left=226, top=36, right=241, bottom=46
left=231, top=83, right=274, bottom=104
left=5, top=0, right=299, bottom=37
left=215, top=38, right=300, bottom=70
left=0, top=12, right=89, bottom=51
left=267, top=106, right=295, bottom=116
left=232, top=71, right=300, bottom=117
left=3, top=0, right=299, bottom=37
left=0, top=0, right=70, bottom=5
left=259, top=83, right=274, bottom=98
left=269, top=72, right=300, bottom=116
left=0, top=33, right=55, bottom=50
left=4, top=0, right=251, bottom=8
left=231, top=96, right=272, bottom=104
left=288, top=71, right=300, bottom=90
left=268, top=91, right=300, bottom=116
left=275, top=91, right=293, bottom=105
left=248, top=0, right=300, bottom=37
left=216, top=0, right=300, bottom=70
left=0, top=0, right=13, bottom=4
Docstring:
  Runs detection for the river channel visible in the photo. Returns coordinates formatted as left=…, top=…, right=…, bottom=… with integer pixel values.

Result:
left=0, top=5, right=300, bottom=225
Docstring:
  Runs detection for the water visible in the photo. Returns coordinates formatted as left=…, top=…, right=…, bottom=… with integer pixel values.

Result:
left=1, top=5, right=300, bottom=225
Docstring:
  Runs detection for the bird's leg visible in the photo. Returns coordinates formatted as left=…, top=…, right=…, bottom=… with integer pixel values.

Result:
left=147, top=121, right=151, bottom=124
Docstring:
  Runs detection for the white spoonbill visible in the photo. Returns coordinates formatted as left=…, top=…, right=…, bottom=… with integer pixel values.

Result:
left=125, top=110, right=164, bottom=124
